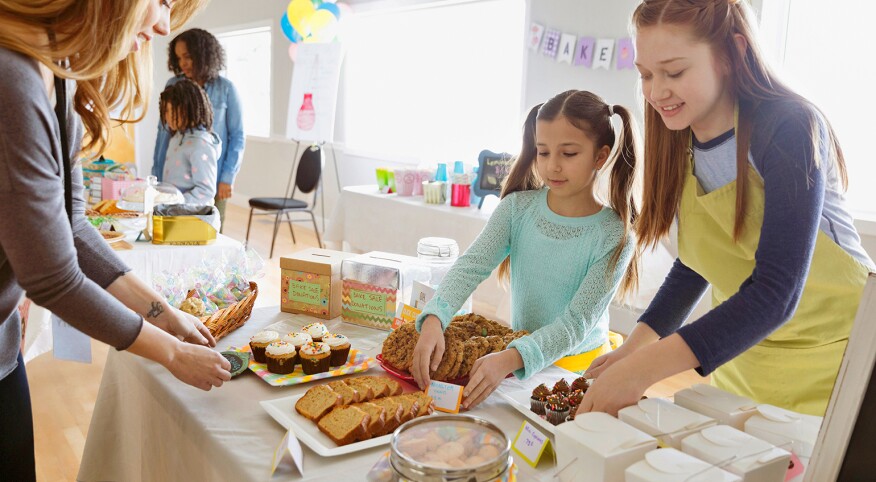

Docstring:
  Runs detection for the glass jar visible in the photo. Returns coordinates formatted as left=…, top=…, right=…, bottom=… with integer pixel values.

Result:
left=417, top=237, right=472, bottom=313
left=384, top=415, right=516, bottom=482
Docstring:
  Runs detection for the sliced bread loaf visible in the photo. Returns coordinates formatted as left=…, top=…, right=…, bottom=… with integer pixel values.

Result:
left=369, top=397, right=404, bottom=436
left=403, top=391, right=434, bottom=417
left=327, top=380, right=360, bottom=405
left=343, top=378, right=376, bottom=402
left=383, top=377, right=403, bottom=396
left=353, top=376, right=391, bottom=399
left=391, top=394, right=420, bottom=424
left=317, top=406, right=370, bottom=446
left=295, top=385, right=341, bottom=421
left=351, top=401, right=386, bottom=438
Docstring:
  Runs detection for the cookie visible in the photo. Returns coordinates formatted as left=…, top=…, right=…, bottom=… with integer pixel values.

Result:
left=433, top=339, right=463, bottom=381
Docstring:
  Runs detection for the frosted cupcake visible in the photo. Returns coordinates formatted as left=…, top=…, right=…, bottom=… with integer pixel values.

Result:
left=303, top=322, right=329, bottom=342
left=323, top=333, right=351, bottom=367
left=249, top=330, right=279, bottom=363
left=545, top=395, right=570, bottom=426
left=282, top=332, right=312, bottom=366
left=299, top=342, right=331, bottom=375
left=265, top=341, right=297, bottom=374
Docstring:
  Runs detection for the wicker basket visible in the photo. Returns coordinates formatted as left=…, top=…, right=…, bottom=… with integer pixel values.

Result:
left=186, top=281, right=259, bottom=341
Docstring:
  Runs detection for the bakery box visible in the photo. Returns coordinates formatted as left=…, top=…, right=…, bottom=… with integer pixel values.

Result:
left=151, top=204, right=219, bottom=245
left=626, top=448, right=741, bottom=482
left=674, top=384, right=759, bottom=431
left=554, top=412, right=656, bottom=482
left=744, top=404, right=822, bottom=482
left=340, top=251, right=430, bottom=330
left=280, top=248, right=355, bottom=319
left=681, top=425, right=791, bottom=482
left=618, top=398, right=716, bottom=450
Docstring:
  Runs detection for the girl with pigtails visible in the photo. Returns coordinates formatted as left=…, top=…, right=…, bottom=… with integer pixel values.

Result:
left=410, top=90, right=642, bottom=409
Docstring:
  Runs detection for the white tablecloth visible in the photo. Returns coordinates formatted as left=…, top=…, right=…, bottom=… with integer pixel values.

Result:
left=324, top=185, right=509, bottom=314
left=78, top=307, right=574, bottom=481
left=23, top=234, right=244, bottom=362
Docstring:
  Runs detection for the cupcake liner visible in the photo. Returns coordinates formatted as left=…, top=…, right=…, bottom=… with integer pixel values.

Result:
left=530, top=397, right=547, bottom=415
left=546, top=407, right=570, bottom=426
left=329, top=345, right=351, bottom=367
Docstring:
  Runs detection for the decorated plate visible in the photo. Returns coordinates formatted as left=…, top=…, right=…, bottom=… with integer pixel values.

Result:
left=235, top=345, right=376, bottom=387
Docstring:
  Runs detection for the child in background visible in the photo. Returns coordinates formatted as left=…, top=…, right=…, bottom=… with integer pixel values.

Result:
left=411, top=90, right=641, bottom=409
left=159, top=79, right=221, bottom=205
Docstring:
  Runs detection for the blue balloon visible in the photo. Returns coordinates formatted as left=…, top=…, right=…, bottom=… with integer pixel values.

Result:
left=280, top=13, right=303, bottom=43
left=317, top=2, right=341, bottom=19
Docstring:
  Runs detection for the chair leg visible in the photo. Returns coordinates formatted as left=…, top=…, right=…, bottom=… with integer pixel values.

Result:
left=310, top=212, right=323, bottom=248
left=285, top=212, right=297, bottom=244
left=244, top=208, right=255, bottom=246
left=270, top=211, right=282, bottom=258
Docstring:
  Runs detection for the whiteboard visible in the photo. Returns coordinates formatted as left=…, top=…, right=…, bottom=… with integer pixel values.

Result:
left=286, top=42, right=343, bottom=143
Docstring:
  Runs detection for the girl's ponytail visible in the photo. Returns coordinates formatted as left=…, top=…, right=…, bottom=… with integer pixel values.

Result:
left=606, top=104, right=641, bottom=301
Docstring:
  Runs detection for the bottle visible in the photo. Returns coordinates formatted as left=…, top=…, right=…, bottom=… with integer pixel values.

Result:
left=417, top=237, right=472, bottom=314
left=296, top=93, right=315, bottom=131
left=470, top=165, right=482, bottom=207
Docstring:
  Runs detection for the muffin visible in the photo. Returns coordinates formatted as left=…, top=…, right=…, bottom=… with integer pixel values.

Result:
left=530, top=383, right=551, bottom=415
left=545, top=395, right=570, bottom=426
left=304, top=322, right=329, bottom=342
left=249, top=330, right=279, bottom=363
left=552, top=379, right=570, bottom=395
left=265, top=341, right=297, bottom=374
left=299, top=342, right=331, bottom=375
left=567, top=389, right=585, bottom=413
left=323, top=333, right=352, bottom=367
left=282, top=332, right=312, bottom=367
left=571, top=376, right=590, bottom=393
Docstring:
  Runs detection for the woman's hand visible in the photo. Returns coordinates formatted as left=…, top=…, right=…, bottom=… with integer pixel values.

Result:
left=217, top=182, right=233, bottom=200
left=156, top=308, right=216, bottom=347
left=411, top=315, right=445, bottom=390
left=576, top=356, right=649, bottom=416
left=586, top=322, right=661, bottom=378
left=462, top=349, right=523, bottom=409
left=584, top=344, right=632, bottom=379
left=165, top=341, right=231, bottom=391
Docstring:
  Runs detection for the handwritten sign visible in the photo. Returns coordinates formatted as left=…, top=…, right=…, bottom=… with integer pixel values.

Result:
left=270, top=429, right=304, bottom=477
left=475, top=150, right=514, bottom=208
left=426, top=380, right=464, bottom=413
left=512, top=421, right=552, bottom=468
left=288, top=279, right=322, bottom=304
left=349, top=289, right=387, bottom=316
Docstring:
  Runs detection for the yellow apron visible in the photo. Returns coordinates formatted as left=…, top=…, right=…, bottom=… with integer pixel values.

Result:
left=678, top=158, right=870, bottom=415
left=554, top=331, right=624, bottom=373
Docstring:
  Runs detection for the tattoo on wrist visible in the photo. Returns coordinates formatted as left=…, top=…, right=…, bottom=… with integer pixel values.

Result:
left=146, top=301, right=165, bottom=319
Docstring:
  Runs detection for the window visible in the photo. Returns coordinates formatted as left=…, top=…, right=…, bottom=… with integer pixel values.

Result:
left=342, top=0, right=525, bottom=162
left=217, top=25, right=272, bottom=138
left=761, top=1, right=876, bottom=217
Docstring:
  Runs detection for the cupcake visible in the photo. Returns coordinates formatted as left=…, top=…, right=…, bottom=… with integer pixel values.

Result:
left=571, top=376, right=590, bottom=393
left=249, top=330, right=279, bottom=363
left=282, top=332, right=312, bottom=366
left=299, top=342, right=331, bottom=375
left=265, top=341, right=297, bottom=374
left=552, top=378, right=570, bottom=395
left=567, top=389, right=585, bottom=413
left=530, top=383, right=551, bottom=415
left=545, top=395, right=570, bottom=426
left=303, top=322, right=329, bottom=342
left=323, top=333, right=352, bottom=367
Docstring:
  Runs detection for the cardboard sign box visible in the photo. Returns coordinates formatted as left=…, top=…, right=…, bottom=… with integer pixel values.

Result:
left=280, top=248, right=356, bottom=319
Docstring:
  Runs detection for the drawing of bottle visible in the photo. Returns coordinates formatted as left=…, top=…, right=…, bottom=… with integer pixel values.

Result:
left=297, top=93, right=315, bottom=131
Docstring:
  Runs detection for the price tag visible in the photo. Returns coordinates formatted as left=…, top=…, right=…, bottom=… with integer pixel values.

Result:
left=511, top=421, right=552, bottom=468
left=270, top=429, right=304, bottom=477
left=426, top=380, right=464, bottom=413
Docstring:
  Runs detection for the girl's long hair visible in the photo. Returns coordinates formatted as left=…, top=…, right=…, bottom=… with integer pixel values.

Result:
left=499, top=90, right=641, bottom=299
left=160, top=79, right=213, bottom=135
left=633, top=0, right=847, bottom=248
left=0, top=0, right=206, bottom=156
left=167, top=28, right=226, bottom=85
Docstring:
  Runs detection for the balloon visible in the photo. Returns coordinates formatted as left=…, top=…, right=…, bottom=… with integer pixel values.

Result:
left=288, top=43, right=299, bottom=62
left=307, top=9, right=338, bottom=43
left=286, top=0, right=316, bottom=37
left=280, top=13, right=303, bottom=43
left=316, top=2, right=341, bottom=19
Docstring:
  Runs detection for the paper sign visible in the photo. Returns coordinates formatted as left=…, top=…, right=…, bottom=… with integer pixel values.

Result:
left=270, top=429, right=304, bottom=477
left=557, top=33, right=577, bottom=64
left=348, top=289, right=387, bottom=316
left=528, top=23, right=545, bottom=50
left=288, top=279, right=322, bottom=304
left=542, top=29, right=561, bottom=58
left=785, top=453, right=805, bottom=481
left=400, top=304, right=422, bottom=323
left=426, top=380, right=464, bottom=413
left=574, top=37, right=596, bottom=67
left=593, top=38, right=615, bottom=70
left=410, top=280, right=436, bottom=309
left=52, top=314, right=91, bottom=363
left=512, top=421, right=552, bottom=468
left=616, top=37, right=636, bottom=69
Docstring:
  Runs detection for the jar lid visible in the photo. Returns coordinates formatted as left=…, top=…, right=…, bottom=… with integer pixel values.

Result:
left=417, top=237, right=459, bottom=258
left=390, top=415, right=511, bottom=481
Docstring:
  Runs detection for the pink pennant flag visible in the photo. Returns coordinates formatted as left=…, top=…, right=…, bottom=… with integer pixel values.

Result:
left=616, top=37, right=636, bottom=69
left=574, top=37, right=595, bottom=67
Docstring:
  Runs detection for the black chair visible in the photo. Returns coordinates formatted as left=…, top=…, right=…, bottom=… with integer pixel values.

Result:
left=245, top=144, right=324, bottom=258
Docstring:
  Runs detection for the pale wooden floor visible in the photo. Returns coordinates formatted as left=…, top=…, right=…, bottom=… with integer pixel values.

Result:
left=26, top=202, right=706, bottom=481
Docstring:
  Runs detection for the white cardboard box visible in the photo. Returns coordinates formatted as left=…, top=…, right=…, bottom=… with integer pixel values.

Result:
left=682, top=425, right=791, bottom=482
left=625, top=448, right=741, bottom=482
left=619, top=398, right=717, bottom=449
left=744, top=404, right=822, bottom=482
left=675, top=384, right=759, bottom=430
left=555, top=412, right=657, bottom=482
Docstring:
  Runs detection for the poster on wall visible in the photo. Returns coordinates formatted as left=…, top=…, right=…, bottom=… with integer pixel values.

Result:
left=286, top=42, right=344, bottom=142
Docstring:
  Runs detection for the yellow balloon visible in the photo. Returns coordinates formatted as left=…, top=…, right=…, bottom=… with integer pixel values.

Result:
left=286, top=0, right=315, bottom=37
left=308, top=9, right=339, bottom=43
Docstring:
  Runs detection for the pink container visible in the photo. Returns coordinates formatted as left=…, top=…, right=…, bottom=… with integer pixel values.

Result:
left=451, top=183, right=471, bottom=207
left=394, top=169, right=417, bottom=196
left=102, top=178, right=140, bottom=201
left=412, top=170, right=433, bottom=196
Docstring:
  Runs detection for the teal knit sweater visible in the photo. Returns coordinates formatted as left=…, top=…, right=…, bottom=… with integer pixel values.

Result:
left=416, top=188, right=635, bottom=379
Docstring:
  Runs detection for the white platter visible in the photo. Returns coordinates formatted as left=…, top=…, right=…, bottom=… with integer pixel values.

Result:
left=260, top=393, right=394, bottom=457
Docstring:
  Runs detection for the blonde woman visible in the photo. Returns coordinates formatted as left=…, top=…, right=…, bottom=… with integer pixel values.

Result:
left=0, top=1, right=230, bottom=478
